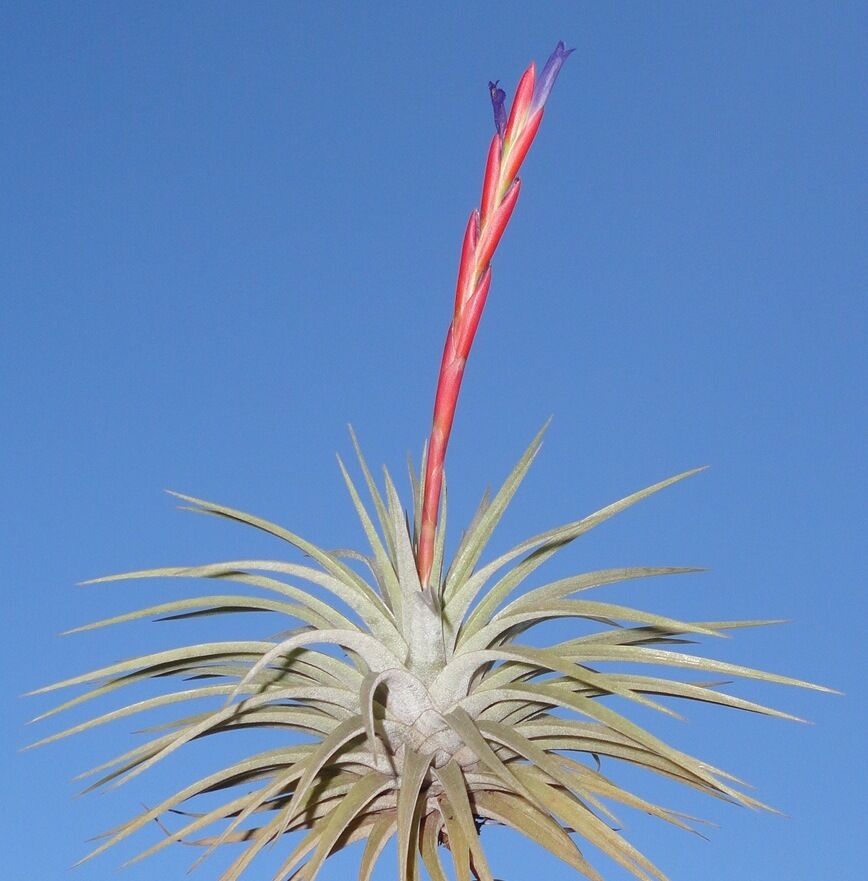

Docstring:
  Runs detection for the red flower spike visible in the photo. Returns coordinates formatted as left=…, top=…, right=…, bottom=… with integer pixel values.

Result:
left=416, top=44, right=572, bottom=587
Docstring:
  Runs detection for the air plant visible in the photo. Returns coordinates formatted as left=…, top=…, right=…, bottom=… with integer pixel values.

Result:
left=28, top=42, right=832, bottom=881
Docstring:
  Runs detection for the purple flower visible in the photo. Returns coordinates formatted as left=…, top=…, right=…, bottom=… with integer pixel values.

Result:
left=488, top=80, right=507, bottom=136
left=530, top=41, right=574, bottom=115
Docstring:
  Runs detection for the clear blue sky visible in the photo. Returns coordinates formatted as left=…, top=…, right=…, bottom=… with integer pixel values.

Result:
left=2, top=3, right=864, bottom=880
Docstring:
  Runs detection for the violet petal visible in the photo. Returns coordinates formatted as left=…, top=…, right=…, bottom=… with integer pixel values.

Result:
left=489, top=80, right=507, bottom=136
left=530, top=41, right=574, bottom=114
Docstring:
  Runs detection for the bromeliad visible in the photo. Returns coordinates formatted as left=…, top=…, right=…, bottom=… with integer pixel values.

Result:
left=28, top=41, right=833, bottom=881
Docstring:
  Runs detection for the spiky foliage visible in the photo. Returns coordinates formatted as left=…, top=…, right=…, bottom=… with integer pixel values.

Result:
left=28, top=425, right=830, bottom=881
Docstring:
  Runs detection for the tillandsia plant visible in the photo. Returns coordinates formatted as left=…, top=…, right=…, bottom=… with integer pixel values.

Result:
left=29, top=42, right=833, bottom=881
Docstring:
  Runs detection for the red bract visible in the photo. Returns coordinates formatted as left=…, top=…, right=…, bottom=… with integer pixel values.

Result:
left=417, top=43, right=573, bottom=587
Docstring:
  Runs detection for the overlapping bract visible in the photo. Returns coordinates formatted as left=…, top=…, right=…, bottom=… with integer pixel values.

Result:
left=29, top=427, right=829, bottom=881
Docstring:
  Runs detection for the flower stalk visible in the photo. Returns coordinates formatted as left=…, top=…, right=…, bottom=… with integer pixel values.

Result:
left=417, top=42, right=573, bottom=588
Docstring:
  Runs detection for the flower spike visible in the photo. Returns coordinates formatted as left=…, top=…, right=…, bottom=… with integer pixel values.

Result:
left=417, top=42, right=573, bottom=588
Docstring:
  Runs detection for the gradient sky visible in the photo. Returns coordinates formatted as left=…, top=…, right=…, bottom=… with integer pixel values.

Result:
left=2, top=3, right=865, bottom=880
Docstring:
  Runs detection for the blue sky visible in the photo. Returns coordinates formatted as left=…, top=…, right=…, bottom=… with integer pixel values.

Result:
left=2, top=2, right=864, bottom=880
